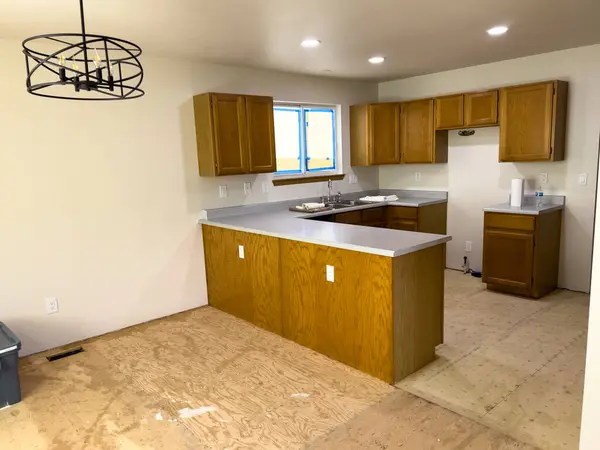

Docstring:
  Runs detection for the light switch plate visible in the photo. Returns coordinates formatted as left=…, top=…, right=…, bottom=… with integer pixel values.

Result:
left=219, top=185, right=228, bottom=198
left=238, top=245, right=245, bottom=259
left=244, top=182, right=252, bottom=195
left=579, top=173, right=588, bottom=186
left=326, top=265, right=334, bottom=282
left=349, top=174, right=358, bottom=184
left=415, top=172, right=422, bottom=182
left=540, top=173, right=548, bottom=184
left=262, top=182, right=269, bottom=193
left=465, top=241, right=472, bottom=252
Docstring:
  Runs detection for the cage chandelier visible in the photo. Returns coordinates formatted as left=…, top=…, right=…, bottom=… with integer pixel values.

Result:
left=22, top=0, right=144, bottom=100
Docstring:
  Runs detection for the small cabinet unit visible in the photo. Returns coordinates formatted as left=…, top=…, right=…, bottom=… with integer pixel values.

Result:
left=350, top=103, right=400, bottom=166
left=193, top=93, right=276, bottom=176
left=435, top=95, right=464, bottom=130
left=465, top=90, right=498, bottom=127
left=435, top=90, right=498, bottom=130
left=499, top=81, right=568, bottom=162
left=482, top=210, right=562, bottom=299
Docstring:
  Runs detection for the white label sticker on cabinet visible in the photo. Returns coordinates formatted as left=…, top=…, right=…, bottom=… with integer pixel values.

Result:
left=326, top=265, right=334, bottom=282
left=238, top=245, right=245, bottom=259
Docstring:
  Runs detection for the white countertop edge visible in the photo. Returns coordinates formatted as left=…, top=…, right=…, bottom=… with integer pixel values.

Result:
left=200, top=198, right=449, bottom=221
left=199, top=220, right=451, bottom=257
left=483, top=204, right=564, bottom=215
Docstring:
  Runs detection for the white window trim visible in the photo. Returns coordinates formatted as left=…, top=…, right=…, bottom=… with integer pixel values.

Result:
left=272, top=101, right=342, bottom=179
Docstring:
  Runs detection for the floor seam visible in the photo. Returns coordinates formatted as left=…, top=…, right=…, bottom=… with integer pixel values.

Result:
left=407, top=296, right=560, bottom=383
left=481, top=329, right=587, bottom=418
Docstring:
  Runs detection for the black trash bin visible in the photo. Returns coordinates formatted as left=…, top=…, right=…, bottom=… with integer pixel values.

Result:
left=0, top=322, right=22, bottom=407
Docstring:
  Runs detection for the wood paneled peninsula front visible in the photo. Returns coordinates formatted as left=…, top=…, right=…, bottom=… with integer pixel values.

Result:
left=200, top=194, right=451, bottom=384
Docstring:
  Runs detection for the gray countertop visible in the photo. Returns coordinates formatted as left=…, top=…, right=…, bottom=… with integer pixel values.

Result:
left=483, top=195, right=565, bottom=215
left=199, top=190, right=451, bottom=258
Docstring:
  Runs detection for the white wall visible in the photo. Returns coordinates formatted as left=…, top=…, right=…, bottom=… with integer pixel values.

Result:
left=0, top=38, right=378, bottom=356
left=379, top=44, right=600, bottom=293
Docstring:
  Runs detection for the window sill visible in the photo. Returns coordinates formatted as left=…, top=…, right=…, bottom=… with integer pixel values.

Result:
left=272, top=173, right=345, bottom=186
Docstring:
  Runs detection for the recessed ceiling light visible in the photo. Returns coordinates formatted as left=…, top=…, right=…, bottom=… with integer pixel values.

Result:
left=301, top=39, right=321, bottom=48
left=368, top=56, right=385, bottom=64
left=487, top=25, right=508, bottom=36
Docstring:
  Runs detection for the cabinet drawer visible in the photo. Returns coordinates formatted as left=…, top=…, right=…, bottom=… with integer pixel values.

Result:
left=387, top=206, right=418, bottom=220
left=485, top=213, right=535, bottom=232
left=362, top=207, right=386, bottom=222
left=388, top=219, right=418, bottom=231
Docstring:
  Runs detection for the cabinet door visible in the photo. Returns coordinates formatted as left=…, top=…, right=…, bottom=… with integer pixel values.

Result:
left=335, top=211, right=362, bottom=224
left=483, top=229, right=534, bottom=289
left=400, top=99, right=435, bottom=164
left=465, top=90, right=498, bottom=127
left=499, top=82, right=554, bottom=162
left=245, top=95, right=277, bottom=173
left=368, top=103, right=400, bottom=165
left=211, top=94, right=248, bottom=175
left=202, top=225, right=253, bottom=321
left=388, top=220, right=418, bottom=231
left=202, top=225, right=281, bottom=334
left=435, top=95, right=464, bottom=130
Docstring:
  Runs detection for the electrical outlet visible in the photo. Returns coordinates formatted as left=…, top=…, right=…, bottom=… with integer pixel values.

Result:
left=465, top=241, right=472, bottom=252
left=244, top=182, right=252, bottom=195
left=415, top=172, right=422, bottom=182
left=348, top=174, right=358, bottom=184
left=262, top=182, right=269, bottom=193
left=540, top=173, right=548, bottom=184
left=46, top=297, right=59, bottom=315
left=326, top=265, right=334, bottom=282
left=218, top=185, right=228, bottom=198
left=579, top=173, right=588, bottom=186
left=238, top=245, right=245, bottom=259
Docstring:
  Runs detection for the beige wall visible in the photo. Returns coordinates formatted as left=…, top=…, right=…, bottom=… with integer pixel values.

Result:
left=379, top=44, right=600, bottom=293
left=0, top=38, right=378, bottom=356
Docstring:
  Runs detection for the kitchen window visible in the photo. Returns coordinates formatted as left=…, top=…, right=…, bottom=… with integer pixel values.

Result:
left=273, top=103, right=338, bottom=175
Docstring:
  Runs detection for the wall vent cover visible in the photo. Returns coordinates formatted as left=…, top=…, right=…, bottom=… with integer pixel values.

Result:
left=47, top=347, right=85, bottom=362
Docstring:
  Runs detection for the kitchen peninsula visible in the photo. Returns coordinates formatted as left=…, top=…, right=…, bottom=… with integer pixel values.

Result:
left=199, top=190, right=451, bottom=384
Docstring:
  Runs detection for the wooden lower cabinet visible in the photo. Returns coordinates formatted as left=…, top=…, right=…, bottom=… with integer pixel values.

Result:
left=482, top=210, right=562, bottom=298
left=202, top=224, right=446, bottom=384
left=326, top=203, right=448, bottom=234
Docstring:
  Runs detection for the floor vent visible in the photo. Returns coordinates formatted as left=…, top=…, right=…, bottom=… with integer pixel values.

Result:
left=46, top=347, right=85, bottom=362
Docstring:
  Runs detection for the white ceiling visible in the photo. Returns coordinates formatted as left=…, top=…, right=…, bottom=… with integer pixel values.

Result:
left=2, top=0, right=600, bottom=81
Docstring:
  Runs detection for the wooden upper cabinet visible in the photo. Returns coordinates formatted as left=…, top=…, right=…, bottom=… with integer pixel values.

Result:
left=401, top=99, right=442, bottom=164
left=245, top=95, right=276, bottom=173
left=350, top=103, right=400, bottom=166
left=193, top=92, right=277, bottom=176
left=369, top=103, right=401, bottom=165
left=465, top=90, right=498, bottom=127
left=435, top=95, right=464, bottom=130
left=499, top=81, right=567, bottom=162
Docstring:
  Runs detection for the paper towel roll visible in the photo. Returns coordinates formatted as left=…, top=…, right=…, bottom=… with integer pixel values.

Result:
left=510, top=178, right=524, bottom=207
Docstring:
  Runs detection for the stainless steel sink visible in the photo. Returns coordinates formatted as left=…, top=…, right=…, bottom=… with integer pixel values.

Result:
left=325, top=200, right=368, bottom=209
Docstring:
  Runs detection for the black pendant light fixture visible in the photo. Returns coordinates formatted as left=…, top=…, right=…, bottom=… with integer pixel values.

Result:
left=22, top=0, right=144, bottom=100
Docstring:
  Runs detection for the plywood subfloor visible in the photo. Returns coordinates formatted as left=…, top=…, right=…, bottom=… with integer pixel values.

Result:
left=398, top=270, right=588, bottom=450
left=0, top=297, right=531, bottom=450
